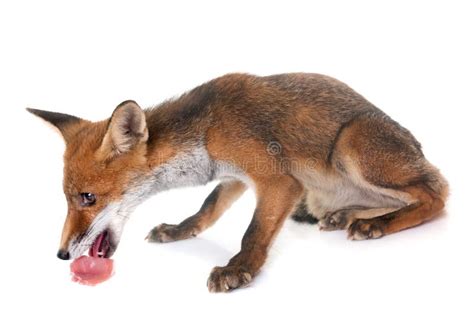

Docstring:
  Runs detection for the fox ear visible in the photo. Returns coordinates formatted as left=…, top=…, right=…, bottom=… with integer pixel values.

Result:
left=99, top=100, right=148, bottom=157
left=27, top=108, right=83, bottom=141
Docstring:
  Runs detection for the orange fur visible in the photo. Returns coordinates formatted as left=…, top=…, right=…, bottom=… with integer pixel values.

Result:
left=28, top=73, right=448, bottom=292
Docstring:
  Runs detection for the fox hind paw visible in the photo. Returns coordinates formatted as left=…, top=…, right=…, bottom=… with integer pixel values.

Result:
left=319, top=210, right=351, bottom=231
left=347, top=219, right=384, bottom=240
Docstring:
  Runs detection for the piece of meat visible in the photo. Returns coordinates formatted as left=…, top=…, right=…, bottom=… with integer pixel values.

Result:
left=70, top=255, right=114, bottom=286
left=70, top=230, right=115, bottom=285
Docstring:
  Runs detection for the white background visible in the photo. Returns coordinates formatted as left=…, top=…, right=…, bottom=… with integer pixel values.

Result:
left=1, top=1, right=473, bottom=314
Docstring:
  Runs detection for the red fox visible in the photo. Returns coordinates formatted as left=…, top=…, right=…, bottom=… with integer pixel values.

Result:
left=28, top=73, right=448, bottom=292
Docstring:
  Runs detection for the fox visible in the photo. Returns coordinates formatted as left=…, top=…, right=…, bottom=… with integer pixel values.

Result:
left=28, top=73, right=448, bottom=292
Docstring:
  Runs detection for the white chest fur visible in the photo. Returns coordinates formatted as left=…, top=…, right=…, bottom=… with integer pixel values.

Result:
left=151, top=145, right=215, bottom=191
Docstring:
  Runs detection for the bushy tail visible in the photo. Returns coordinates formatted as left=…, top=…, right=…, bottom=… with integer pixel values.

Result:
left=423, top=163, right=450, bottom=203
left=291, top=196, right=319, bottom=224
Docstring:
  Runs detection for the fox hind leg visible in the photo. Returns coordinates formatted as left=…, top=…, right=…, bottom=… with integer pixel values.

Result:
left=348, top=184, right=445, bottom=240
left=330, top=113, right=448, bottom=240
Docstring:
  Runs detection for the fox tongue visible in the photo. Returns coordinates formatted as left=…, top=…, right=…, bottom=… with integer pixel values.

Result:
left=89, top=231, right=107, bottom=258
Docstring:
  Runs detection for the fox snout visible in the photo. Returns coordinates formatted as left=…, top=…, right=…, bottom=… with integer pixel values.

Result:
left=57, top=207, right=97, bottom=260
left=56, top=204, right=124, bottom=261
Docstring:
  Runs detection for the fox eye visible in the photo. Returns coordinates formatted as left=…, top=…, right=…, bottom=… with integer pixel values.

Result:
left=80, top=193, right=96, bottom=207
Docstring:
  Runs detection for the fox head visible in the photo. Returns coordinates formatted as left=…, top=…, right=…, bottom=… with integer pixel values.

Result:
left=28, top=101, right=151, bottom=260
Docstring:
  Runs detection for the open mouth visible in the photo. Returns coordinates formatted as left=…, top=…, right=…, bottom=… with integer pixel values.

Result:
left=88, top=230, right=114, bottom=258
left=70, top=229, right=116, bottom=285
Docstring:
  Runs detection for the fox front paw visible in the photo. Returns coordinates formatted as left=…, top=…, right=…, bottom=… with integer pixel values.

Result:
left=207, top=265, right=252, bottom=293
left=146, top=223, right=197, bottom=243
left=347, top=219, right=384, bottom=240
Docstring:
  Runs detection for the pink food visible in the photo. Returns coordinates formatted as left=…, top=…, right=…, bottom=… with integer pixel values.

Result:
left=70, top=231, right=114, bottom=285
left=70, top=256, right=114, bottom=285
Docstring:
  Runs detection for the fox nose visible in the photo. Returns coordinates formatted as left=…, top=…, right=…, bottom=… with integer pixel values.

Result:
left=57, top=249, right=70, bottom=260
